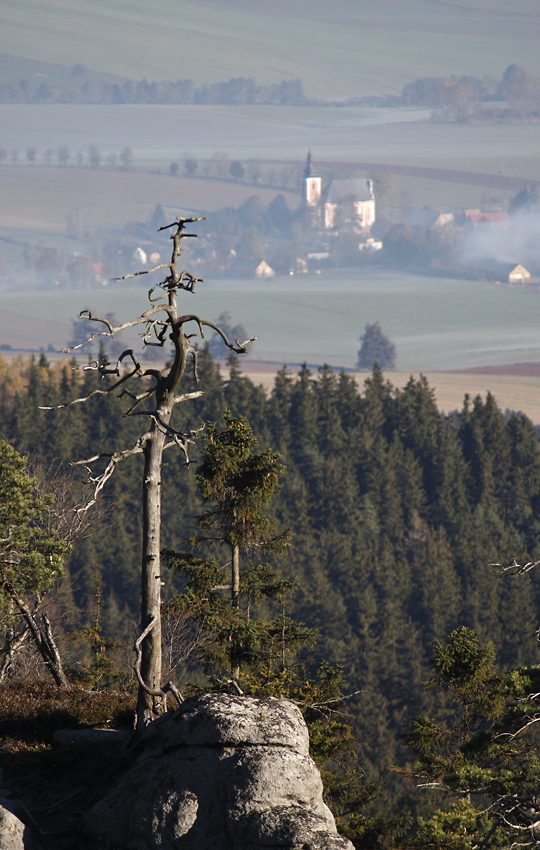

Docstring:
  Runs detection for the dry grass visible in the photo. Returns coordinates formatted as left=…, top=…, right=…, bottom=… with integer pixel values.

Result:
left=0, top=680, right=134, bottom=742
left=0, top=681, right=135, bottom=849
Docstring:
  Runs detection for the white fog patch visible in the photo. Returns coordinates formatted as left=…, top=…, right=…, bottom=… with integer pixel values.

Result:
left=460, top=206, right=540, bottom=272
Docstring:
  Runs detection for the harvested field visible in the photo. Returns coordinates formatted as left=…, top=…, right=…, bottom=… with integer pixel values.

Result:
left=0, top=167, right=298, bottom=234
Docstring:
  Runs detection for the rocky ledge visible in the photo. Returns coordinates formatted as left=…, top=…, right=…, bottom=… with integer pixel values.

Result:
left=82, top=692, right=354, bottom=850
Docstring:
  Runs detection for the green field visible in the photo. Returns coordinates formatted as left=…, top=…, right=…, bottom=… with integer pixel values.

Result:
left=1, top=0, right=540, bottom=100
left=2, top=269, right=540, bottom=373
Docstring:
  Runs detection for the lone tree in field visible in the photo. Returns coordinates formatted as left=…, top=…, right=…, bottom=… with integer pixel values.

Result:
left=357, top=321, right=396, bottom=371
left=43, top=216, right=254, bottom=728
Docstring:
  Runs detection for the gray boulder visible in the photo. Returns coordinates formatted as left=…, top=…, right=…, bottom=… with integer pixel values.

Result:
left=83, top=693, right=354, bottom=850
left=0, top=798, right=43, bottom=850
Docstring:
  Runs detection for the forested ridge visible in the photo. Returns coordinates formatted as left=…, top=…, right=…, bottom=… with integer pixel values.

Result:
left=1, top=349, right=540, bottom=799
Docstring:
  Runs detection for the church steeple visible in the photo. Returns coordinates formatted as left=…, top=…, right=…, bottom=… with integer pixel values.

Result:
left=301, top=150, right=321, bottom=209
left=303, top=150, right=314, bottom=179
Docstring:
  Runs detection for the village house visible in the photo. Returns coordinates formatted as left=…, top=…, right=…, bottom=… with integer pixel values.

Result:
left=254, top=260, right=275, bottom=279
left=461, top=210, right=510, bottom=229
left=470, top=258, right=531, bottom=284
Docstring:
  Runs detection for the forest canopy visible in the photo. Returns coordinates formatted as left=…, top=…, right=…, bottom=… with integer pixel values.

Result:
left=1, top=351, right=540, bottom=803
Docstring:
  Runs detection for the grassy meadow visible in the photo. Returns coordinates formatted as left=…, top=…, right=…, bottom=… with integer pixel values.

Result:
left=3, top=269, right=540, bottom=373
left=4, top=269, right=540, bottom=422
left=1, top=0, right=540, bottom=100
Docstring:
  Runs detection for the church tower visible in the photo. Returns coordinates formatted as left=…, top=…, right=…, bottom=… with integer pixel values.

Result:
left=301, top=151, right=321, bottom=208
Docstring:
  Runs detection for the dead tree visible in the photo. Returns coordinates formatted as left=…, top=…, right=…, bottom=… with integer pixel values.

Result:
left=42, top=216, right=254, bottom=728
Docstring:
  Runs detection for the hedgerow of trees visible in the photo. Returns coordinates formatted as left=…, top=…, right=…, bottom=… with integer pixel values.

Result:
left=0, top=72, right=307, bottom=106
left=401, top=64, right=540, bottom=122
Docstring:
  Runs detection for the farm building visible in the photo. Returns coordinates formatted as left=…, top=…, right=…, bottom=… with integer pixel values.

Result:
left=472, top=259, right=531, bottom=284
left=255, top=260, right=275, bottom=279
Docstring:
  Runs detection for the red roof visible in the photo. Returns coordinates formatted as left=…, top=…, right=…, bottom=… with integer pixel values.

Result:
left=464, top=210, right=510, bottom=226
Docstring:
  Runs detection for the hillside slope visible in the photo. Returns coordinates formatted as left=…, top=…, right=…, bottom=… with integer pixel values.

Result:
left=1, top=0, right=540, bottom=99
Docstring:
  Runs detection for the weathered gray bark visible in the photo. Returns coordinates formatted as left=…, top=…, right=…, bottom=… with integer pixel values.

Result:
left=231, top=543, right=241, bottom=680
left=9, top=591, right=68, bottom=687
left=137, top=296, right=189, bottom=725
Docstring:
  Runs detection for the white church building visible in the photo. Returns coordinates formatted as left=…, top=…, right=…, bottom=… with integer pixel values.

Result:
left=301, top=153, right=375, bottom=231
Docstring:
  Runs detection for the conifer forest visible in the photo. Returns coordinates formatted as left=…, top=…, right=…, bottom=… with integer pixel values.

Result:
left=2, top=331, right=540, bottom=846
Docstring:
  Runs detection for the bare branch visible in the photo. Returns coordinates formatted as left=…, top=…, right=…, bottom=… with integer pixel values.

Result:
left=133, top=615, right=183, bottom=708
left=196, top=318, right=257, bottom=354
left=72, top=436, right=148, bottom=513
left=491, top=559, right=540, bottom=577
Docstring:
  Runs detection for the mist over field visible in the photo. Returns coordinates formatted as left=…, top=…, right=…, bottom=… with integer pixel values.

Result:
left=3, top=0, right=540, bottom=99
left=461, top=208, right=540, bottom=271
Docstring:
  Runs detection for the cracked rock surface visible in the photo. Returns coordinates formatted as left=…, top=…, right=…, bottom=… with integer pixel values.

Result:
left=82, top=693, right=354, bottom=850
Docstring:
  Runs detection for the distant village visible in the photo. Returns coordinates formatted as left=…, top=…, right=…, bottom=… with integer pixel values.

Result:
left=1, top=150, right=538, bottom=291
left=175, top=152, right=538, bottom=287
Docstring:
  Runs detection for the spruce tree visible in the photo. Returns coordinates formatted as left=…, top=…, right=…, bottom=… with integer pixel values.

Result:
left=164, top=411, right=299, bottom=681
left=402, top=627, right=540, bottom=850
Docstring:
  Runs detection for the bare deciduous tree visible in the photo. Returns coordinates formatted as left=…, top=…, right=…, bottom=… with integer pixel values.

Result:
left=0, top=457, right=105, bottom=685
left=43, top=215, right=254, bottom=728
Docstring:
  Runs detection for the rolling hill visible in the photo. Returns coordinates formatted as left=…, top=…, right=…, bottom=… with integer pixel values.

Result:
left=1, top=0, right=540, bottom=100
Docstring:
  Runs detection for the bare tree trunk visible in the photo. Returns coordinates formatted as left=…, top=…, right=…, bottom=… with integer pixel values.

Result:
left=136, top=423, right=168, bottom=726
left=231, top=544, right=240, bottom=610
left=11, top=592, right=69, bottom=687
left=0, top=626, right=29, bottom=682
left=231, top=543, right=240, bottom=680
left=136, top=293, right=187, bottom=728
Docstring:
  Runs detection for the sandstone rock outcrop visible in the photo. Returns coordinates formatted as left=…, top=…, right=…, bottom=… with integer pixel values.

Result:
left=82, top=693, right=354, bottom=849
left=0, top=796, right=43, bottom=850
